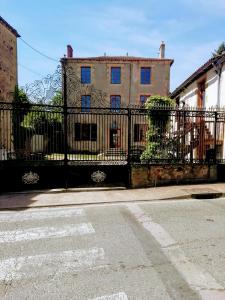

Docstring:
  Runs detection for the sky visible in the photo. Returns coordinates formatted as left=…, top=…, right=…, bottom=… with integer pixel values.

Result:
left=1, top=0, right=225, bottom=91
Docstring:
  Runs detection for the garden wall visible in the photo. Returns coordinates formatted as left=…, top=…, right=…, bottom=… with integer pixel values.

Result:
left=131, top=164, right=217, bottom=188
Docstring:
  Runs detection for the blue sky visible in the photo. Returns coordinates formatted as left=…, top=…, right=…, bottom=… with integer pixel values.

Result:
left=1, top=0, right=225, bottom=91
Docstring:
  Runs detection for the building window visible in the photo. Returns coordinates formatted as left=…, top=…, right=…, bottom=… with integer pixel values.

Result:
left=111, top=67, right=121, bottom=84
left=140, top=67, right=151, bottom=84
left=81, top=95, right=91, bottom=112
left=75, top=123, right=97, bottom=141
left=140, top=95, right=150, bottom=106
left=110, top=95, right=121, bottom=111
left=81, top=67, right=91, bottom=84
left=134, top=124, right=147, bottom=142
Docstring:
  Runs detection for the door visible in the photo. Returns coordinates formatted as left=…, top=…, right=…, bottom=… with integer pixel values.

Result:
left=110, top=129, right=120, bottom=148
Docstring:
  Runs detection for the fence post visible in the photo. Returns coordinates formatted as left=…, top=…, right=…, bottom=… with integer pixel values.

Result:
left=214, top=111, right=217, bottom=163
left=62, top=60, right=68, bottom=188
left=127, top=108, right=132, bottom=187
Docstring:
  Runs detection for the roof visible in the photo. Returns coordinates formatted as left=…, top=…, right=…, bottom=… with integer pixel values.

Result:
left=63, top=56, right=174, bottom=65
left=171, top=53, right=225, bottom=98
left=0, top=16, right=20, bottom=37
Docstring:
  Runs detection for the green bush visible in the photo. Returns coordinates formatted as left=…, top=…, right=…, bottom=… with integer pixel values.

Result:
left=141, top=95, right=175, bottom=161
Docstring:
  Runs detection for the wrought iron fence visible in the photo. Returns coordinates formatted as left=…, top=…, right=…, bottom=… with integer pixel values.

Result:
left=0, top=102, right=224, bottom=165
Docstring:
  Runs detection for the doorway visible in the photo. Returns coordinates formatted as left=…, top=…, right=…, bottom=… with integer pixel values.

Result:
left=110, top=129, right=120, bottom=148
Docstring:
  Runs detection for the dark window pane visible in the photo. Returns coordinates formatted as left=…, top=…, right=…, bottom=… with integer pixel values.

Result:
left=75, top=123, right=81, bottom=141
left=141, top=67, right=151, bottom=84
left=81, top=95, right=91, bottom=112
left=81, top=67, right=91, bottom=84
left=140, top=95, right=150, bottom=106
left=111, top=67, right=121, bottom=84
left=81, top=124, right=90, bottom=140
left=91, top=124, right=97, bottom=141
left=110, top=96, right=121, bottom=112
left=134, top=124, right=139, bottom=142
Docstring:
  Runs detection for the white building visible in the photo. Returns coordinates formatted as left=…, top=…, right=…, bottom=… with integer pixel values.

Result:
left=171, top=53, right=225, bottom=161
left=171, top=53, right=225, bottom=108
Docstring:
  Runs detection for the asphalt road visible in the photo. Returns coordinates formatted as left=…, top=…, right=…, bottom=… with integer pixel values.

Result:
left=1, top=198, right=225, bottom=299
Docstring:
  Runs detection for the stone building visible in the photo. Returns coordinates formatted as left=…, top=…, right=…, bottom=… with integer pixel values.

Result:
left=0, top=16, right=20, bottom=101
left=62, top=43, right=173, bottom=154
left=0, top=16, right=20, bottom=154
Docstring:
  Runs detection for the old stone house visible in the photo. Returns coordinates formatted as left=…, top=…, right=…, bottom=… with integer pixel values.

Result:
left=0, top=16, right=20, bottom=101
left=171, top=53, right=225, bottom=160
left=62, top=43, right=173, bottom=154
left=0, top=16, right=20, bottom=155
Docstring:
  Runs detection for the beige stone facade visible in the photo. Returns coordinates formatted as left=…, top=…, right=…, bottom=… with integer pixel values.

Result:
left=0, top=17, right=20, bottom=151
left=64, top=56, right=173, bottom=107
left=62, top=49, right=173, bottom=153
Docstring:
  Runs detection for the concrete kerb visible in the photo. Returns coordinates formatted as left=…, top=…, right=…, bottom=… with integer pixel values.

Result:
left=1, top=192, right=224, bottom=211
left=0, top=183, right=225, bottom=210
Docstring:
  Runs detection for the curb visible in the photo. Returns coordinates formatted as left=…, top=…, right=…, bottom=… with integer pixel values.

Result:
left=0, top=191, right=224, bottom=211
left=0, top=186, right=126, bottom=196
left=0, top=194, right=198, bottom=211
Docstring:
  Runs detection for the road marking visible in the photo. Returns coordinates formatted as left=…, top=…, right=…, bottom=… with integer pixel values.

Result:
left=127, top=203, right=225, bottom=299
left=0, top=207, right=84, bottom=222
left=91, top=292, right=128, bottom=300
left=0, top=223, right=95, bottom=243
left=0, top=247, right=105, bottom=282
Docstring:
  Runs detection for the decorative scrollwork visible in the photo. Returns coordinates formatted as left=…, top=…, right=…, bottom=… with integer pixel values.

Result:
left=91, top=170, right=106, bottom=183
left=22, top=65, right=62, bottom=104
left=22, top=171, right=39, bottom=184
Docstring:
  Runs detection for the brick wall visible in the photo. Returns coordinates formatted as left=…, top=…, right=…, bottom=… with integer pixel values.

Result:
left=131, top=164, right=217, bottom=188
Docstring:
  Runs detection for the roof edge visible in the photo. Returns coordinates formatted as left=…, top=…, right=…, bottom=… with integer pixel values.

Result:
left=61, top=56, right=174, bottom=65
left=171, top=53, right=225, bottom=98
left=0, top=16, right=20, bottom=37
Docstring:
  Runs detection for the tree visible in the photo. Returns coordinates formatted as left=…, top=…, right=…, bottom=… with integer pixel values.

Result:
left=21, top=90, right=64, bottom=153
left=49, top=91, right=63, bottom=106
left=12, top=86, right=31, bottom=158
left=140, top=95, right=176, bottom=161
left=22, top=91, right=63, bottom=129
left=212, top=42, right=225, bottom=57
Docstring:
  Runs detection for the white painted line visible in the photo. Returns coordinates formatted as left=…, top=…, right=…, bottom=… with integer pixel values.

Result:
left=127, top=203, right=224, bottom=299
left=0, top=247, right=105, bottom=282
left=0, top=223, right=95, bottom=243
left=91, top=292, right=128, bottom=300
left=0, top=207, right=84, bottom=222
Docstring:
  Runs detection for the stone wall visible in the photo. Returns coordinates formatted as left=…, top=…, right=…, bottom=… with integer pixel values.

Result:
left=131, top=164, right=217, bottom=188
left=0, top=19, right=19, bottom=151
left=0, top=22, right=18, bottom=102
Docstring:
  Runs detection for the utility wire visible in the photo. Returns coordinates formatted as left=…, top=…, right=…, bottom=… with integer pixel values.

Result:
left=19, top=37, right=59, bottom=63
left=18, top=63, right=43, bottom=76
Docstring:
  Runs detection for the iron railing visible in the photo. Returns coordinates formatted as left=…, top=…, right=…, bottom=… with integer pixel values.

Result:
left=0, top=102, right=224, bottom=165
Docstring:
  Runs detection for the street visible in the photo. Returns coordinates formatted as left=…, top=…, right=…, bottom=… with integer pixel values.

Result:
left=1, top=198, right=225, bottom=299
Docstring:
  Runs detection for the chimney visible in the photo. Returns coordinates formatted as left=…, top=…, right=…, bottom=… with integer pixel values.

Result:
left=67, top=45, right=73, bottom=58
left=159, top=41, right=165, bottom=59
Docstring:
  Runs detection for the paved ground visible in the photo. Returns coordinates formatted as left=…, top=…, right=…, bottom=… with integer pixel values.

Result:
left=0, top=183, right=225, bottom=209
left=1, top=197, right=225, bottom=299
